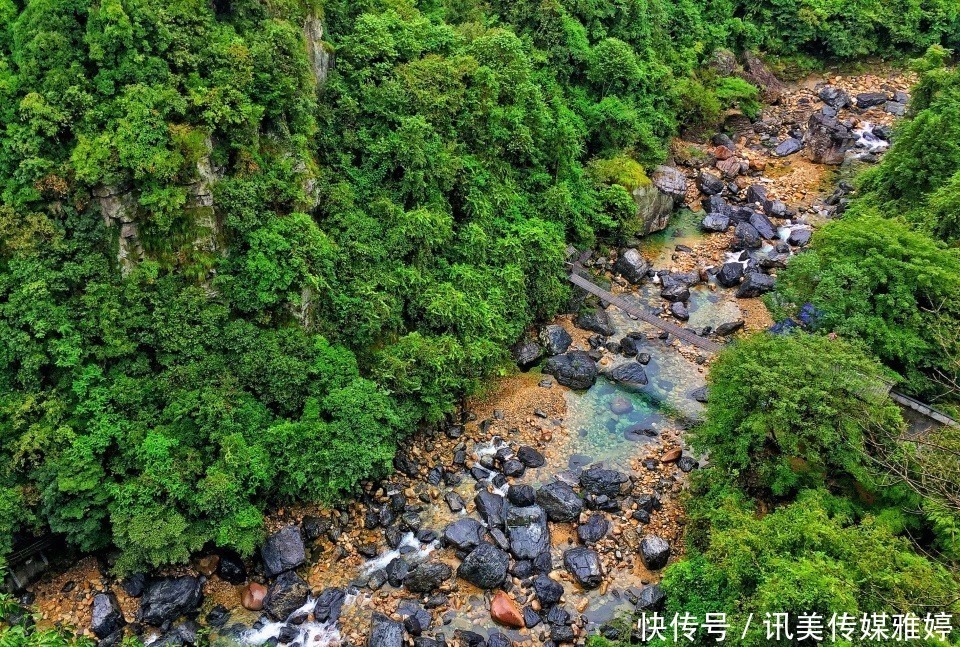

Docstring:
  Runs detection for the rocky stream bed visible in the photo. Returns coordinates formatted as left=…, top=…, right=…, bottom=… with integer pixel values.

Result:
left=13, top=66, right=914, bottom=647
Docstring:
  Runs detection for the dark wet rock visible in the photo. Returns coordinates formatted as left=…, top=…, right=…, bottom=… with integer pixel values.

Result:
left=265, top=571, right=310, bottom=620
left=652, top=165, right=688, bottom=201
left=523, top=607, right=542, bottom=628
left=445, top=492, right=464, bottom=513
left=635, top=584, right=666, bottom=611
left=856, top=91, right=888, bottom=109
left=660, top=284, right=690, bottom=303
left=705, top=194, right=731, bottom=216
left=394, top=452, right=420, bottom=477
left=605, top=362, right=648, bottom=391
left=489, top=527, right=510, bottom=552
left=312, top=588, right=346, bottom=624
left=732, top=222, right=761, bottom=250
left=517, top=446, right=545, bottom=468
left=261, top=526, right=306, bottom=578
left=551, top=625, right=576, bottom=643
left=543, top=351, right=597, bottom=390
left=475, top=492, right=507, bottom=531
left=502, top=459, right=525, bottom=478
left=443, top=518, right=485, bottom=552
left=715, top=320, right=744, bottom=336
left=637, top=352, right=651, bottom=365
left=91, top=593, right=124, bottom=639
left=574, top=309, right=614, bottom=336
left=413, top=639, right=440, bottom=647
left=745, top=184, right=767, bottom=205
left=748, top=212, right=776, bottom=240
left=818, top=85, right=851, bottom=109
left=580, top=466, right=628, bottom=498
left=619, top=334, right=643, bottom=357
left=471, top=465, right=491, bottom=481
left=205, top=605, right=230, bottom=628
left=386, top=558, right=410, bottom=588
left=670, top=301, right=689, bottom=321
left=736, top=272, right=775, bottom=298
left=716, top=262, right=743, bottom=288
left=405, top=562, right=452, bottom=593
left=457, top=630, right=487, bottom=647
left=400, top=603, right=432, bottom=636
left=678, top=456, right=700, bottom=472
left=487, top=633, right=511, bottom=647
left=536, top=482, right=583, bottom=522
left=512, top=339, right=543, bottom=369
left=507, top=484, right=536, bottom=507
left=701, top=213, right=730, bottom=232
left=401, top=512, right=422, bottom=532
left=614, top=248, right=651, bottom=284
left=368, top=613, right=403, bottom=647
left=121, top=574, right=146, bottom=598
left=563, top=547, right=604, bottom=590
left=885, top=101, right=905, bottom=116
left=696, top=170, right=725, bottom=195
left=763, top=199, right=790, bottom=219
left=774, top=138, right=802, bottom=156
left=805, top=112, right=856, bottom=165
left=787, top=228, right=812, bottom=246
left=539, top=325, right=573, bottom=356
left=577, top=514, right=609, bottom=545
left=532, top=575, right=564, bottom=608
left=640, top=536, right=672, bottom=571
left=458, top=543, right=510, bottom=589
left=690, top=386, right=709, bottom=403
left=661, top=270, right=700, bottom=288
left=301, top=516, right=331, bottom=542
left=533, top=550, right=554, bottom=575
left=547, top=606, right=571, bottom=626
left=139, top=577, right=203, bottom=626
left=506, top=504, right=551, bottom=559
left=633, top=509, right=651, bottom=523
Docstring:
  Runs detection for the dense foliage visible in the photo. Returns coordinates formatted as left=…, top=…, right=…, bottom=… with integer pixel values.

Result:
left=643, top=334, right=960, bottom=646
left=0, top=0, right=958, bottom=574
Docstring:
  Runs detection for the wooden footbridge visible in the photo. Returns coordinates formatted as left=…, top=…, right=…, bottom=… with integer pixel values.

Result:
left=568, top=266, right=959, bottom=429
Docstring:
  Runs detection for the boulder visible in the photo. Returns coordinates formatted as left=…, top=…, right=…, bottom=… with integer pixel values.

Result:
left=640, top=536, right=671, bottom=571
left=536, top=481, right=584, bottom=522
left=670, top=302, right=689, bottom=321
left=264, top=571, right=310, bottom=620
left=563, top=547, right=604, bottom=589
left=763, top=199, right=789, bottom=219
left=543, top=351, right=598, bottom=390
left=715, top=262, right=743, bottom=288
left=475, top=491, right=507, bottom=531
left=745, top=184, right=767, bottom=205
left=507, top=484, right=536, bottom=507
left=458, top=543, right=510, bottom=589
left=539, top=325, right=572, bottom=356
left=386, top=557, right=410, bottom=588
left=774, top=138, right=802, bottom=156
left=577, top=514, right=609, bottom=545
left=715, top=320, right=745, bottom=336
left=696, top=171, right=725, bottom=195
left=885, top=101, right=906, bottom=116
left=741, top=50, right=785, bottom=103
left=512, top=339, right=542, bottom=369
left=261, top=526, right=306, bottom=577
left=443, top=518, right=485, bottom=552
left=630, top=180, right=676, bottom=235
left=605, top=362, right=648, bottom=391
left=445, top=492, right=465, bottom=513
left=787, top=228, right=812, bottom=246
left=139, top=577, right=203, bottom=626
left=736, top=272, right=775, bottom=298
left=532, top=575, right=564, bottom=608
left=732, top=222, right=761, bottom=250
left=216, top=551, right=247, bottom=585
left=818, top=85, right=851, bottom=109
left=660, top=284, right=690, bottom=303
left=805, top=112, right=855, bottom=165
left=620, top=335, right=643, bottom=357
left=574, top=309, right=614, bottom=336
left=749, top=212, right=776, bottom=240
left=368, top=613, right=403, bottom=647
left=701, top=214, right=730, bottom=232
left=856, top=91, right=888, bottom=109
left=405, top=562, right=452, bottom=593
left=91, top=593, right=124, bottom=639
left=506, top=504, right=550, bottom=559
left=635, top=584, right=666, bottom=611
left=241, top=583, right=267, bottom=611
left=580, top=466, right=628, bottom=497
left=614, top=248, right=651, bottom=284
left=516, top=446, right=545, bottom=468
left=313, top=587, right=346, bottom=623
left=651, top=165, right=687, bottom=201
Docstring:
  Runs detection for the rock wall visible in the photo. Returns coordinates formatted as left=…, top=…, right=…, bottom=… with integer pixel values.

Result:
left=304, top=16, right=333, bottom=86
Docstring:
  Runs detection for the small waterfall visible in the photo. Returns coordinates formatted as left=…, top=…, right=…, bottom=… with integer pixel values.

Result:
left=362, top=532, right=436, bottom=574
left=853, top=122, right=889, bottom=153
left=240, top=595, right=355, bottom=647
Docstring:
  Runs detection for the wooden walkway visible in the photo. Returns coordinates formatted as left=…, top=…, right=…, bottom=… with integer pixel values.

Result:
left=568, top=272, right=723, bottom=354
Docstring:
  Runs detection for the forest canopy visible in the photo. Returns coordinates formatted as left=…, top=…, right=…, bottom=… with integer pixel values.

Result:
left=0, top=0, right=958, bottom=573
